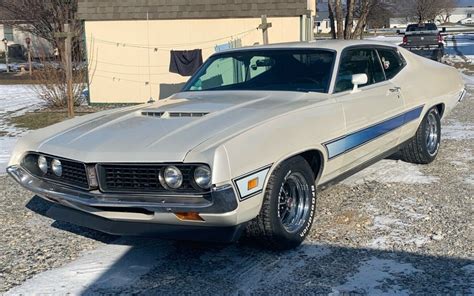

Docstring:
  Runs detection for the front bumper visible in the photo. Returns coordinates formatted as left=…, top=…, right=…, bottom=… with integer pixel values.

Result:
left=7, top=165, right=241, bottom=234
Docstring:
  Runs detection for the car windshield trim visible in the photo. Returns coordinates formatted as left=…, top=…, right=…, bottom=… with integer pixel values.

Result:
left=182, top=48, right=336, bottom=94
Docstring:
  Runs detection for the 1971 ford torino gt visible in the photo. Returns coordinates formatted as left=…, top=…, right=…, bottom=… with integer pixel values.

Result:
left=7, top=40, right=466, bottom=249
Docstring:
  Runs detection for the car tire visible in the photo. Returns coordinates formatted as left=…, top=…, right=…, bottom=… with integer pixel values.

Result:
left=400, top=107, right=441, bottom=164
left=245, top=156, right=316, bottom=250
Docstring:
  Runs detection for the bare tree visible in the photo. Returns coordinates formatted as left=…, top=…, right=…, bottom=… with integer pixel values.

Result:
left=0, top=0, right=86, bottom=108
left=0, top=0, right=82, bottom=61
left=328, top=0, right=383, bottom=40
left=438, top=0, right=456, bottom=23
left=344, top=0, right=356, bottom=39
left=328, top=1, right=337, bottom=39
left=401, top=0, right=457, bottom=23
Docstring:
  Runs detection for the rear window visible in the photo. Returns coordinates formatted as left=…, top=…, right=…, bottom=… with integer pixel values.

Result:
left=406, top=23, right=438, bottom=31
left=376, top=48, right=406, bottom=79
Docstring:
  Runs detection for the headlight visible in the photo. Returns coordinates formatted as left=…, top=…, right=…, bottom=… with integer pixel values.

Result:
left=51, top=159, right=62, bottom=177
left=161, top=166, right=183, bottom=189
left=194, top=166, right=212, bottom=189
left=37, top=156, right=48, bottom=174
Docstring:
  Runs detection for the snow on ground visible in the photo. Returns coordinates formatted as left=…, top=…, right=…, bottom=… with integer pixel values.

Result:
left=365, top=35, right=403, bottom=45
left=342, top=159, right=439, bottom=185
left=331, top=257, right=419, bottom=296
left=0, top=85, right=43, bottom=173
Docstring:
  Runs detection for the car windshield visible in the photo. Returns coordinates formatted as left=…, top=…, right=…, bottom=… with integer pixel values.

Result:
left=183, top=49, right=335, bottom=93
left=406, top=23, right=438, bottom=31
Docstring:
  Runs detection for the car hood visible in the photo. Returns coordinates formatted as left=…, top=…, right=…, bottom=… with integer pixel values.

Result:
left=29, top=91, right=327, bottom=163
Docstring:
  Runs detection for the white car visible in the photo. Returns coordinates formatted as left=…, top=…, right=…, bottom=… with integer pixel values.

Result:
left=7, top=40, right=466, bottom=249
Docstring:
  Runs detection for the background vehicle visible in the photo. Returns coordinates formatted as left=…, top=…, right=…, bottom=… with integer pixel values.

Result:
left=399, top=23, right=445, bottom=62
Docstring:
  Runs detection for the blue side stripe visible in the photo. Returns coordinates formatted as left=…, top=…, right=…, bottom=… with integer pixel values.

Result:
left=325, top=106, right=424, bottom=159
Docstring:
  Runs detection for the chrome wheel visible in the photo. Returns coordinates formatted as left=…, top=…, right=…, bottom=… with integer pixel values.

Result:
left=425, top=112, right=439, bottom=155
left=278, top=172, right=311, bottom=233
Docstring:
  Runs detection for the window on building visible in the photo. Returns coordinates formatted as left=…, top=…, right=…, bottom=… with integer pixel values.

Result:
left=3, top=25, right=13, bottom=42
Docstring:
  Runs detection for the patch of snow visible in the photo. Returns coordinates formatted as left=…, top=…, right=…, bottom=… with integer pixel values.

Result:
left=464, top=175, right=474, bottom=186
left=331, top=257, right=419, bottom=296
left=342, top=159, right=439, bottom=185
left=365, top=35, right=403, bottom=45
left=442, top=120, right=474, bottom=140
left=6, top=238, right=173, bottom=295
left=366, top=196, right=432, bottom=250
left=0, top=84, right=43, bottom=174
left=462, top=73, right=474, bottom=86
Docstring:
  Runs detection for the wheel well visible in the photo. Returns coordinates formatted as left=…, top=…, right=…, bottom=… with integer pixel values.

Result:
left=299, top=150, right=324, bottom=183
left=435, top=103, right=445, bottom=118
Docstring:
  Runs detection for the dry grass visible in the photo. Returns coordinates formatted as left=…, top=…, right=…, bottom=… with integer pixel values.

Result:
left=9, top=111, right=91, bottom=130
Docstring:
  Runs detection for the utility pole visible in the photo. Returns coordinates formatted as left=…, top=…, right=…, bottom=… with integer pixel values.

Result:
left=25, top=37, right=32, bottom=76
left=258, top=15, right=272, bottom=45
left=55, top=24, right=75, bottom=118
left=2, top=38, right=9, bottom=73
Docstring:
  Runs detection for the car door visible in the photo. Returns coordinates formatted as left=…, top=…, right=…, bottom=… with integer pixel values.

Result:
left=331, top=47, right=405, bottom=172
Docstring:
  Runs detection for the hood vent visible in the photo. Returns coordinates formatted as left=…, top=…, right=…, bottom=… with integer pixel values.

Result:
left=141, top=111, right=164, bottom=117
left=141, top=111, right=209, bottom=118
left=169, top=112, right=209, bottom=118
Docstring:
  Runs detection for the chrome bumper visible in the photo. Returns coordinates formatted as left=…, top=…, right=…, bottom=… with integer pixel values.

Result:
left=7, top=165, right=238, bottom=214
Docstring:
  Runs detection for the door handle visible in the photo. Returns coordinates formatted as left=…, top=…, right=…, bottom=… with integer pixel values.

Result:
left=389, top=86, right=401, bottom=92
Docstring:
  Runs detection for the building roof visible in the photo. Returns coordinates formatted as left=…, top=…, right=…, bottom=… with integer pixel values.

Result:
left=77, top=0, right=310, bottom=21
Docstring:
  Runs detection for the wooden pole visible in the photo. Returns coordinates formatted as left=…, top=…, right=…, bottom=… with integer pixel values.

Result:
left=27, top=43, right=32, bottom=76
left=3, top=40, right=9, bottom=73
left=258, top=15, right=272, bottom=45
left=64, top=24, right=74, bottom=118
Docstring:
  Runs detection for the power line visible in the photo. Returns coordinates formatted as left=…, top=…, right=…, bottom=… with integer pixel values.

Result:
left=93, top=60, right=169, bottom=68
left=93, top=68, right=170, bottom=76
left=92, top=27, right=257, bottom=49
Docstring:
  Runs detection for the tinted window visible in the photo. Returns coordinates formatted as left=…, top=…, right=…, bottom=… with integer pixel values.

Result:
left=335, top=48, right=385, bottom=93
left=406, top=23, right=438, bottom=31
left=377, top=48, right=406, bottom=79
left=184, top=50, right=335, bottom=93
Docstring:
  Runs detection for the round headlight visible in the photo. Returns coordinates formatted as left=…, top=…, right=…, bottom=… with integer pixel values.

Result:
left=194, top=166, right=212, bottom=189
left=51, top=159, right=62, bottom=177
left=37, top=156, right=48, bottom=174
left=161, top=166, right=183, bottom=189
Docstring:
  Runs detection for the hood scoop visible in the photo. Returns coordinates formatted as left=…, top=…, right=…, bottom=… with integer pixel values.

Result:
left=141, top=111, right=209, bottom=118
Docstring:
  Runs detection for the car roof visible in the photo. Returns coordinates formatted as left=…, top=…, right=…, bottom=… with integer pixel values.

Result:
left=218, top=40, right=398, bottom=54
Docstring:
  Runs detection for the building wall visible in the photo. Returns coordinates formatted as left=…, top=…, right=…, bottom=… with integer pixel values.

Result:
left=85, top=16, right=301, bottom=103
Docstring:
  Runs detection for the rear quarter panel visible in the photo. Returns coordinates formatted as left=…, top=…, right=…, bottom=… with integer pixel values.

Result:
left=394, top=48, right=464, bottom=142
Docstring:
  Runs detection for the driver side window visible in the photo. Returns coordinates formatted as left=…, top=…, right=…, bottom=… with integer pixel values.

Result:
left=335, top=48, right=385, bottom=93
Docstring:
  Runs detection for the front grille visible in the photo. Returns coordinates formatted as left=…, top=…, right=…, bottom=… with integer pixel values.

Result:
left=22, top=153, right=90, bottom=190
left=98, top=164, right=200, bottom=193
left=43, top=156, right=89, bottom=189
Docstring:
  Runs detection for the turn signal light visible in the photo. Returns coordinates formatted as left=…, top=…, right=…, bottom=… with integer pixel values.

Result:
left=247, top=177, right=259, bottom=190
left=175, top=212, right=204, bottom=221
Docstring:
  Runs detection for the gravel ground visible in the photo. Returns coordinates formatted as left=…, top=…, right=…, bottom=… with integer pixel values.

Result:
left=1, top=79, right=473, bottom=294
left=0, top=179, right=116, bottom=292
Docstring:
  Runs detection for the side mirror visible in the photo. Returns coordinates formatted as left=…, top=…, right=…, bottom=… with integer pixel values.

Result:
left=396, top=29, right=401, bottom=34
left=351, top=74, right=368, bottom=93
left=442, top=27, right=446, bottom=33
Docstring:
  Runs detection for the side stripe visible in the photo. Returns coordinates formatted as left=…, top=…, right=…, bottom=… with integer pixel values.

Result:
left=324, top=106, right=424, bottom=160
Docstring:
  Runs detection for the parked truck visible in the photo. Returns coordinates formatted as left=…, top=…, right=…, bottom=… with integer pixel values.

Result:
left=399, top=23, right=445, bottom=62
